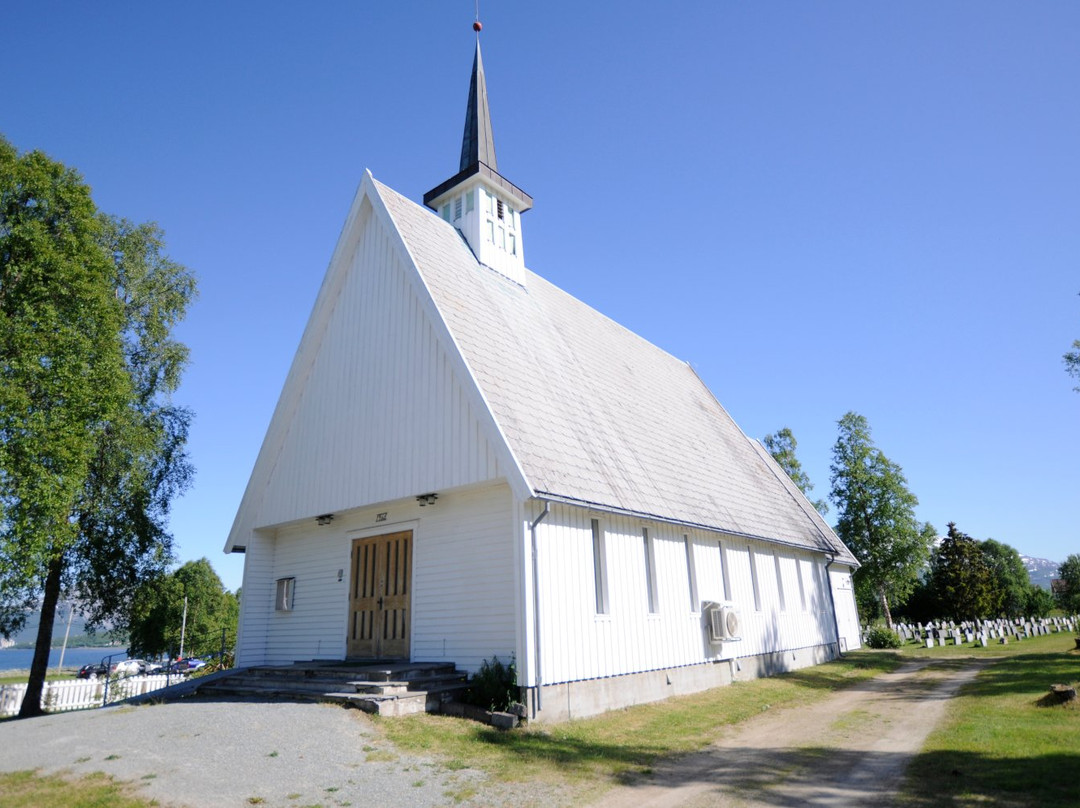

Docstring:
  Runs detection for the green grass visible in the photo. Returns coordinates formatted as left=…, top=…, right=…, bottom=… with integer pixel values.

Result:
left=0, top=770, right=155, bottom=808
left=899, top=637, right=1080, bottom=807
left=378, top=651, right=902, bottom=794
left=0, top=672, right=76, bottom=685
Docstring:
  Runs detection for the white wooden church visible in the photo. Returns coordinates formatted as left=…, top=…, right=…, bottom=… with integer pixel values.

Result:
left=225, top=29, right=862, bottom=722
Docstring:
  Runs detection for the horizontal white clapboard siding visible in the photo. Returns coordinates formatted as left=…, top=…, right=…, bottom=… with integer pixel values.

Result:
left=536, top=504, right=838, bottom=684
left=247, top=484, right=515, bottom=669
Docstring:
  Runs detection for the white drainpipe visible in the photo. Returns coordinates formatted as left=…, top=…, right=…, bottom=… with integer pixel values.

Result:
left=529, top=501, right=550, bottom=716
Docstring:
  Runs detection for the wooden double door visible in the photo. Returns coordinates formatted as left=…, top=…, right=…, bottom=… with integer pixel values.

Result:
left=347, top=530, right=412, bottom=658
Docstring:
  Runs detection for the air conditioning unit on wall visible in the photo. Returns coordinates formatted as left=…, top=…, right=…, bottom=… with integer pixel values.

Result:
left=702, top=601, right=742, bottom=643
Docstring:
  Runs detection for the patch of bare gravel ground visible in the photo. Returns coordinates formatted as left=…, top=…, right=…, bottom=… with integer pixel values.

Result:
left=590, top=657, right=989, bottom=808
left=0, top=698, right=564, bottom=808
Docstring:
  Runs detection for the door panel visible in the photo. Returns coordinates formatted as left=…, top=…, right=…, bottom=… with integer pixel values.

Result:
left=348, top=531, right=412, bottom=658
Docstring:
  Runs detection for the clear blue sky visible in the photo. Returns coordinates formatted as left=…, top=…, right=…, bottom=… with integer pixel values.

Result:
left=4, top=2, right=1078, bottom=591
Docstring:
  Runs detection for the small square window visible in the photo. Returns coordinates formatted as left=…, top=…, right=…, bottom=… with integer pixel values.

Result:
left=275, top=577, right=295, bottom=611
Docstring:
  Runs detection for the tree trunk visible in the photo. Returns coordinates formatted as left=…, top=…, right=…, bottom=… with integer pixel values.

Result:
left=18, top=552, right=64, bottom=719
left=879, top=587, right=893, bottom=630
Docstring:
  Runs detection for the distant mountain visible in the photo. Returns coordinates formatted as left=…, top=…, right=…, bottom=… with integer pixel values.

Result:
left=1022, top=556, right=1060, bottom=591
left=3, top=602, right=97, bottom=646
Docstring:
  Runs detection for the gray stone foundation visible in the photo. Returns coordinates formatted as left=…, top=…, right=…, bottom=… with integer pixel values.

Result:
left=525, top=642, right=840, bottom=723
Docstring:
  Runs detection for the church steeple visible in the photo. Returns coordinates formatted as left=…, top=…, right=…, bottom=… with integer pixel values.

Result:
left=459, top=40, right=497, bottom=173
left=424, top=22, right=532, bottom=286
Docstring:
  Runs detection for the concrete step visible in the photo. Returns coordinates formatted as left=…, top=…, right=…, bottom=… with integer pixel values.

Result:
left=193, top=661, right=469, bottom=718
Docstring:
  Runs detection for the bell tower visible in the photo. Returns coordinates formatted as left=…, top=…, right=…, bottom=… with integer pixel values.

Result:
left=424, top=22, right=532, bottom=285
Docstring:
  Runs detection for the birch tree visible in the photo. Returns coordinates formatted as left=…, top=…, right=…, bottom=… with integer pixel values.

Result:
left=0, top=137, right=195, bottom=717
left=828, top=412, right=933, bottom=628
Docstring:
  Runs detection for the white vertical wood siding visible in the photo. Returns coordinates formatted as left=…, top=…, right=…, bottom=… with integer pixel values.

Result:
left=244, top=484, right=516, bottom=669
left=247, top=202, right=503, bottom=531
left=535, top=504, right=840, bottom=685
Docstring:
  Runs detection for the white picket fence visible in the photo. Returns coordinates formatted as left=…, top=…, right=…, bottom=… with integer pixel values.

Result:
left=0, top=674, right=175, bottom=717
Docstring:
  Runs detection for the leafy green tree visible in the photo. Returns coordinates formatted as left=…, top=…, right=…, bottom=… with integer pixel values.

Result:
left=1024, top=584, right=1055, bottom=618
left=129, top=559, right=238, bottom=660
left=0, top=137, right=194, bottom=717
left=980, top=538, right=1030, bottom=618
left=1055, top=554, right=1080, bottom=614
left=763, top=427, right=828, bottom=515
left=829, top=412, right=934, bottom=628
left=932, top=523, right=994, bottom=620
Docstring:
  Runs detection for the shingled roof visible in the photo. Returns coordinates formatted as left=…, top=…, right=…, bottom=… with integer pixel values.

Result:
left=376, top=178, right=858, bottom=566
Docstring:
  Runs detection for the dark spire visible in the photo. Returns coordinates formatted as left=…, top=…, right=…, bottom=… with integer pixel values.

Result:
left=459, top=39, right=497, bottom=172
left=423, top=22, right=532, bottom=213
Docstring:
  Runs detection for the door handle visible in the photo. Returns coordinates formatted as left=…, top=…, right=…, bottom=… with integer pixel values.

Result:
left=377, top=596, right=384, bottom=609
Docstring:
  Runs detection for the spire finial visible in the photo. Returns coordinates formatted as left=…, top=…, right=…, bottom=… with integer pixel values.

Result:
left=474, top=0, right=481, bottom=33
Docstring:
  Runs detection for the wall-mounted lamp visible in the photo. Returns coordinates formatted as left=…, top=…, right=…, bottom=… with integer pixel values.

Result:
left=416, top=493, right=439, bottom=507
left=337, top=569, right=344, bottom=582
left=316, top=513, right=334, bottom=526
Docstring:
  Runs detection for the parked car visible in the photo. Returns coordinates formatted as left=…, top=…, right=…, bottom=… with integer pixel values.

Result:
left=111, top=659, right=147, bottom=676
left=77, top=663, right=108, bottom=680
left=164, top=657, right=206, bottom=674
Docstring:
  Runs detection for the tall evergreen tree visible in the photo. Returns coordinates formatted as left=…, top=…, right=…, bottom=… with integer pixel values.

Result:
left=763, top=427, right=828, bottom=515
left=932, top=523, right=994, bottom=620
left=0, top=138, right=195, bottom=717
left=829, top=412, right=933, bottom=628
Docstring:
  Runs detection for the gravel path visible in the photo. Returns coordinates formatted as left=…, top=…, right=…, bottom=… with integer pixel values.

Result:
left=590, top=657, right=988, bottom=808
left=0, top=697, right=560, bottom=808
left=0, top=658, right=985, bottom=808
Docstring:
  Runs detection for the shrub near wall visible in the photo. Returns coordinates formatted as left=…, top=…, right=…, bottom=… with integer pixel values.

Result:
left=865, top=625, right=903, bottom=649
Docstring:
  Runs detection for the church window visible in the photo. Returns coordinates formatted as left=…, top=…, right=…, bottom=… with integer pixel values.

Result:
left=496, top=199, right=505, bottom=220
left=684, top=534, right=699, bottom=612
left=275, top=577, right=295, bottom=611
left=487, top=220, right=495, bottom=243
left=774, top=552, right=787, bottom=612
left=749, top=546, right=762, bottom=611
left=643, top=528, right=658, bottom=614
left=591, top=519, right=609, bottom=614
left=508, top=232, right=517, bottom=256
left=499, top=227, right=506, bottom=250
left=717, top=541, right=730, bottom=601
left=465, top=189, right=475, bottom=213
left=441, top=204, right=451, bottom=222
left=454, top=196, right=462, bottom=220
left=507, top=206, right=515, bottom=228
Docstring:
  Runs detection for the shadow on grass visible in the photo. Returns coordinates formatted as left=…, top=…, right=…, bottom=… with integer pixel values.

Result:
left=463, top=725, right=672, bottom=783
left=962, top=653, right=1079, bottom=699
left=560, top=743, right=1080, bottom=807
left=903, top=749, right=1080, bottom=808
